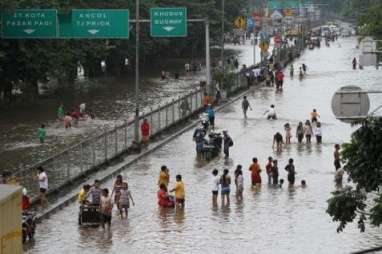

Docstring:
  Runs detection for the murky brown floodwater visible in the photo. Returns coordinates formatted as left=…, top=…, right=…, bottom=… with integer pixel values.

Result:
left=25, top=31, right=382, bottom=253
left=0, top=58, right=206, bottom=172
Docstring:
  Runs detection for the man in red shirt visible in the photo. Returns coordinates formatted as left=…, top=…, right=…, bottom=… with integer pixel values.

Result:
left=22, top=188, right=30, bottom=211
left=141, top=119, right=150, bottom=145
left=276, top=70, right=284, bottom=90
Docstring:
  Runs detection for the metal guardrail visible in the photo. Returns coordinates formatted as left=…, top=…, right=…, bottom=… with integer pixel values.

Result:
left=15, top=87, right=205, bottom=199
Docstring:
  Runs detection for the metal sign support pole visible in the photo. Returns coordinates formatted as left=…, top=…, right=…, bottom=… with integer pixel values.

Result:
left=131, top=18, right=210, bottom=142
left=253, top=28, right=256, bottom=66
left=134, top=0, right=140, bottom=144
left=221, top=0, right=225, bottom=80
left=205, top=19, right=212, bottom=95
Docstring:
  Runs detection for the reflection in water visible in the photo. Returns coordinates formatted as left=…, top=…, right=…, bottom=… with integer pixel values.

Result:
left=288, top=186, right=297, bottom=201
left=242, top=118, right=248, bottom=128
left=211, top=203, right=219, bottom=215
left=158, top=207, right=174, bottom=228
left=220, top=204, right=232, bottom=222
left=304, top=143, right=313, bottom=155
left=314, top=144, right=323, bottom=154
left=234, top=199, right=245, bottom=222
left=174, top=208, right=185, bottom=225
left=223, top=157, right=234, bottom=167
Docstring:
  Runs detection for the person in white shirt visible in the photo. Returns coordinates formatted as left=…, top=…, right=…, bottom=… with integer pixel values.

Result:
left=264, top=104, right=277, bottom=120
left=37, top=166, right=48, bottom=208
left=79, top=103, right=86, bottom=115
left=211, top=169, right=220, bottom=206
left=185, top=63, right=190, bottom=72
left=315, top=122, right=323, bottom=144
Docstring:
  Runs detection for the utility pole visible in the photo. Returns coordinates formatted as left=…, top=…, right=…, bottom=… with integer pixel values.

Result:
left=134, top=0, right=140, bottom=144
left=205, top=19, right=212, bottom=94
left=253, top=27, right=256, bottom=66
left=221, top=0, right=225, bottom=75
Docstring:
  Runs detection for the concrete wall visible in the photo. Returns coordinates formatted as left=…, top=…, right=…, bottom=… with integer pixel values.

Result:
left=0, top=185, right=22, bottom=254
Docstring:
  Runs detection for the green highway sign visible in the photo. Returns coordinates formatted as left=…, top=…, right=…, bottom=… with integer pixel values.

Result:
left=1, top=9, right=58, bottom=38
left=60, top=9, right=129, bottom=38
left=150, top=7, right=187, bottom=37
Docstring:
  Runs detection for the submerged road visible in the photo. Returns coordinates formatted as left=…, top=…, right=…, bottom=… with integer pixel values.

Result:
left=25, top=37, right=382, bottom=254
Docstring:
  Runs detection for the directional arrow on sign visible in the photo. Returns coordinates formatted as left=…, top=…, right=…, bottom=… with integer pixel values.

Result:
left=88, top=29, right=100, bottom=35
left=23, top=29, right=36, bottom=34
left=162, top=26, right=175, bottom=32
left=150, top=7, right=187, bottom=37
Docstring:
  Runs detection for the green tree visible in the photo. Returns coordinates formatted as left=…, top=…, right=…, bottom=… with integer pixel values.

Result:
left=0, top=0, right=247, bottom=104
left=327, top=117, right=382, bottom=232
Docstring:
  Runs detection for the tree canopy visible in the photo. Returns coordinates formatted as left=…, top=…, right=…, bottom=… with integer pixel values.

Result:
left=0, top=0, right=247, bottom=102
left=327, top=117, right=382, bottom=232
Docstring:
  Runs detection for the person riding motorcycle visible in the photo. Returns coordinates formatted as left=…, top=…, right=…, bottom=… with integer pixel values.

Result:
left=193, top=127, right=207, bottom=155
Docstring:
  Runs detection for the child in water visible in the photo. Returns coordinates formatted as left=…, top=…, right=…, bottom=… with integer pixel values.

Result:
left=273, top=132, right=284, bottom=152
left=170, top=175, right=185, bottom=208
left=284, top=123, right=292, bottom=144
left=38, top=124, right=46, bottom=144
left=315, top=122, right=323, bottom=144
left=119, top=182, right=135, bottom=218
left=100, top=188, right=113, bottom=230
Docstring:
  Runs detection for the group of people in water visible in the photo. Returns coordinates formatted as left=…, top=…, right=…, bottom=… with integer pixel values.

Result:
left=57, top=102, right=95, bottom=129
left=76, top=155, right=306, bottom=228
left=78, top=176, right=135, bottom=229
left=273, top=109, right=323, bottom=152
left=77, top=166, right=186, bottom=230
left=36, top=102, right=95, bottom=144
left=242, top=94, right=324, bottom=153
left=289, top=63, right=308, bottom=79
left=262, top=61, right=308, bottom=92
left=211, top=157, right=306, bottom=206
left=160, top=62, right=203, bottom=81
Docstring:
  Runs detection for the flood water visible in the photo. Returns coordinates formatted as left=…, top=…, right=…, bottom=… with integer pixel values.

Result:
left=0, top=58, right=206, bottom=172
left=23, top=35, right=382, bottom=254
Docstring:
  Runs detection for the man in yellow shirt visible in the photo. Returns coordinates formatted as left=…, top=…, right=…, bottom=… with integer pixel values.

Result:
left=158, top=165, right=170, bottom=187
left=171, top=175, right=185, bottom=208
left=78, top=184, right=91, bottom=205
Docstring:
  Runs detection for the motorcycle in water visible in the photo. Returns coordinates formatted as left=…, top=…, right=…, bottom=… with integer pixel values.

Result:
left=22, top=212, right=36, bottom=243
left=202, top=132, right=223, bottom=160
left=78, top=205, right=102, bottom=226
left=199, top=112, right=209, bottom=132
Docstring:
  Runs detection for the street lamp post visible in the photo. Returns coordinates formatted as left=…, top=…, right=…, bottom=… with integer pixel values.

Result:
left=205, top=19, right=212, bottom=94
left=253, top=28, right=256, bottom=66
left=221, top=0, right=225, bottom=74
left=134, top=0, right=140, bottom=144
